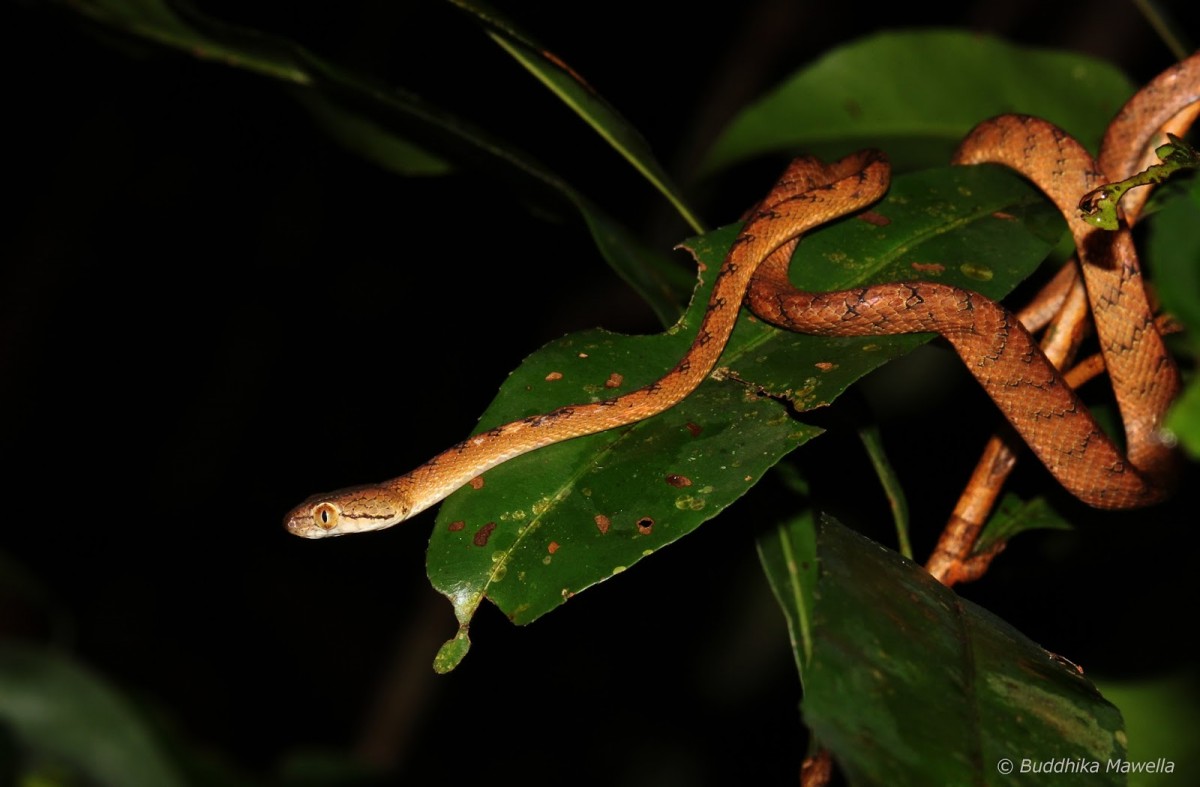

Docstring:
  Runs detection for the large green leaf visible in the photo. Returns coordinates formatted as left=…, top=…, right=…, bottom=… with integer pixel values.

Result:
left=0, top=644, right=185, bottom=787
left=802, top=516, right=1126, bottom=786
left=427, top=164, right=1064, bottom=670
left=701, top=30, right=1135, bottom=175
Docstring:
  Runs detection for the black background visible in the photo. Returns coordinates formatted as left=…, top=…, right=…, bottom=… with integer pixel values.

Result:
left=5, top=1, right=1200, bottom=785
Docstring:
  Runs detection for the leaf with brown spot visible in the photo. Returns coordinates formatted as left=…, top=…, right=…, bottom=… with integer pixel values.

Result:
left=427, top=165, right=1060, bottom=643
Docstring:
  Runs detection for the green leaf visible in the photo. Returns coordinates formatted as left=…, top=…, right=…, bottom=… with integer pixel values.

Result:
left=448, top=0, right=705, bottom=233
left=1146, top=176, right=1200, bottom=347
left=61, top=0, right=693, bottom=324
left=0, top=643, right=185, bottom=787
left=298, top=94, right=452, bottom=177
left=1166, top=375, right=1200, bottom=459
left=857, top=424, right=912, bottom=558
left=701, top=30, right=1135, bottom=175
left=803, top=516, right=1126, bottom=786
left=756, top=512, right=820, bottom=681
left=1093, top=674, right=1200, bottom=786
left=426, top=164, right=1063, bottom=662
left=427, top=331, right=824, bottom=635
left=974, top=493, right=1074, bottom=554
left=69, top=0, right=310, bottom=84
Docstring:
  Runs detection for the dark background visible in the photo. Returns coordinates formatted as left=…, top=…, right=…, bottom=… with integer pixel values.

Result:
left=4, top=1, right=1199, bottom=784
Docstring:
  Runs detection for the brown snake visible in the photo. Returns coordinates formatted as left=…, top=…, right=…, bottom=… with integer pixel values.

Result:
left=748, top=114, right=1181, bottom=509
left=286, top=150, right=891, bottom=537
left=286, top=54, right=1196, bottom=538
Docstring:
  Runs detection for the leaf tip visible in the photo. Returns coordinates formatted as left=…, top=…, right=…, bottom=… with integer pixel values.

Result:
left=433, top=631, right=471, bottom=674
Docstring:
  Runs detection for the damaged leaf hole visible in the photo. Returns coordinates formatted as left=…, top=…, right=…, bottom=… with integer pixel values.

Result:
left=637, top=517, right=654, bottom=535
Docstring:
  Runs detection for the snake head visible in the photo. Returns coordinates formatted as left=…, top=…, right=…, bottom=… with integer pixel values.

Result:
left=283, top=485, right=410, bottom=538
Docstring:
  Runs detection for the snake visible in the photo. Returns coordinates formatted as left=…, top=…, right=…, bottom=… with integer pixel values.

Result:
left=746, top=56, right=1198, bottom=508
left=285, top=150, right=892, bottom=537
left=747, top=115, right=1179, bottom=510
left=286, top=53, right=1195, bottom=538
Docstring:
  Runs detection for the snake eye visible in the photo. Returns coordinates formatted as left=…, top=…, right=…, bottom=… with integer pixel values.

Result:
left=313, top=502, right=339, bottom=530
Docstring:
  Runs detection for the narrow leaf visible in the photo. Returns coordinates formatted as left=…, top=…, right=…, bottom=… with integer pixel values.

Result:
left=448, top=0, right=705, bottom=233
left=858, top=425, right=912, bottom=558
left=70, top=0, right=310, bottom=84
left=298, top=94, right=452, bottom=177
left=756, top=512, right=820, bottom=680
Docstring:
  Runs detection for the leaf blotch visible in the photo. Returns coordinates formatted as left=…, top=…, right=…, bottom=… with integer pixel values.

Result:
left=473, top=522, right=497, bottom=547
